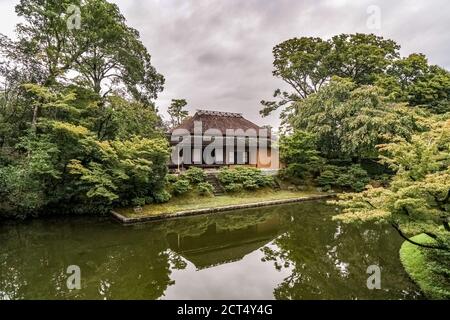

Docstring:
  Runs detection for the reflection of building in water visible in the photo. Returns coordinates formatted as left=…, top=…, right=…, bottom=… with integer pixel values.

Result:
left=167, top=215, right=282, bottom=270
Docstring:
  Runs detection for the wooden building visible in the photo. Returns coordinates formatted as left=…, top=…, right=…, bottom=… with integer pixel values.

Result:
left=169, top=110, right=279, bottom=171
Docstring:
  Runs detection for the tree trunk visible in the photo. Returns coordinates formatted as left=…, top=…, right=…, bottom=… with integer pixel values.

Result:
left=31, top=104, right=39, bottom=133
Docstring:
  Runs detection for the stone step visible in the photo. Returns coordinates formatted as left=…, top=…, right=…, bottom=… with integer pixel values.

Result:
left=205, top=174, right=225, bottom=195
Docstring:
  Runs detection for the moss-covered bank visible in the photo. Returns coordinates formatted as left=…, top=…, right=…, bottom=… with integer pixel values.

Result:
left=400, top=234, right=450, bottom=300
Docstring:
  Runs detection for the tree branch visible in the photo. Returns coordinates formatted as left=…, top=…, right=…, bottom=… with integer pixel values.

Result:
left=391, top=223, right=448, bottom=251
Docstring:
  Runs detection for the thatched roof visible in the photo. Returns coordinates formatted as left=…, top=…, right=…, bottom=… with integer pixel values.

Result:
left=172, top=110, right=268, bottom=137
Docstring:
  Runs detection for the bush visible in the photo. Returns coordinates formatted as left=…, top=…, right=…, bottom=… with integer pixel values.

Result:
left=153, top=189, right=172, bottom=203
left=317, top=166, right=339, bottom=190
left=172, top=179, right=191, bottom=195
left=317, top=164, right=370, bottom=192
left=218, top=167, right=273, bottom=192
left=197, top=182, right=214, bottom=196
left=166, top=174, right=179, bottom=183
left=183, top=167, right=206, bottom=184
left=224, top=183, right=244, bottom=193
left=131, top=197, right=146, bottom=207
left=279, top=131, right=324, bottom=179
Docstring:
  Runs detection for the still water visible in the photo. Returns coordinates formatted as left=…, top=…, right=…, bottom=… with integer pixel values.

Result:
left=0, top=201, right=422, bottom=300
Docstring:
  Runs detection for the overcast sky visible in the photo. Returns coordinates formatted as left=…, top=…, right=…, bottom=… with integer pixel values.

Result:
left=1, top=0, right=449, bottom=128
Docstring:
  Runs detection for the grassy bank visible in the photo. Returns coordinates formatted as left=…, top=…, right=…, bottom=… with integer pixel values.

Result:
left=116, top=189, right=327, bottom=218
left=399, top=234, right=450, bottom=300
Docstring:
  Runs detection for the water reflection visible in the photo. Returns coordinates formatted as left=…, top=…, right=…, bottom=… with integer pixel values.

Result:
left=166, top=214, right=282, bottom=270
left=0, top=201, right=423, bottom=300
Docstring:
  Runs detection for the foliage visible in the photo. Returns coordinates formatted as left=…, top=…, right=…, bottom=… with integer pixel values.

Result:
left=197, top=182, right=214, bottom=197
left=182, top=167, right=207, bottom=184
left=317, top=164, right=370, bottom=192
left=260, top=36, right=333, bottom=117
left=172, top=179, right=191, bottom=196
left=400, top=234, right=450, bottom=299
left=408, top=66, right=450, bottom=114
left=289, top=78, right=426, bottom=159
left=94, top=95, right=164, bottom=141
left=0, top=2, right=168, bottom=219
left=333, top=118, right=450, bottom=254
left=168, top=99, right=189, bottom=128
left=218, top=167, right=274, bottom=192
left=377, top=54, right=450, bottom=114
left=1, top=0, right=164, bottom=104
left=279, top=130, right=324, bottom=179
left=166, top=174, right=179, bottom=184
left=223, top=183, right=244, bottom=193
left=261, top=33, right=400, bottom=123
left=153, top=189, right=172, bottom=204
left=262, top=33, right=450, bottom=134
left=0, top=114, right=170, bottom=218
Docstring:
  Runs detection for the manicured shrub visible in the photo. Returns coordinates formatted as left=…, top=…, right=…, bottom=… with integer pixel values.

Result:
left=153, top=190, right=172, bottom=203
left=317, top=165, right=341, bottom=189
left=317, top=164, right=370, bottom=192
left=224, top=183, right=244, bottom=193
left=218, top=167, right=273, bottom=192
left=131, top=197, right=146, bottom=207
left=166, top=174, right=179, bottom=183
left=197, top=182, right=214, bottom=196
left=183, top=167, right=207, bottom=184
left=172, top=179, right=191, bottom=195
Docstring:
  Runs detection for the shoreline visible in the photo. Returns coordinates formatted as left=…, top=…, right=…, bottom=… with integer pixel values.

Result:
left=111, top=194, right=336, bottom=225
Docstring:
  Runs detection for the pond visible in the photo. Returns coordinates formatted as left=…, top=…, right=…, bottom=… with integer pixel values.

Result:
left=0, top=201, right=423, bottom=300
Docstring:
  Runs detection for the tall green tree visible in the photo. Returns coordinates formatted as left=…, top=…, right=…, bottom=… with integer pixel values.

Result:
left=260, top=37, right=334, bottom=117
left=334, top=118, right=450, bottom=246
left=329, top=33, right=399, bottom=84
left=289, top=78, right=426, bottom=160
left=279, top=130, right=323, bottom=180
left=261, top=33, right=400, bottom=121
left=376, top=53, right=450, bottom=113
left=0, top=1, right=170, bottom=219
left=71, top=0, right=165, bottom=105
left=168, top=99, right=189, bottom=128
left=1, top=0, right=164, bottom=105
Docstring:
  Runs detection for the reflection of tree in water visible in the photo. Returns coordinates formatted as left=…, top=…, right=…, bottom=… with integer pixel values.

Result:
left=0, top=209, right=283, bottom=299
left=260, top=202, right=423, bottom=300
left=0, top=202, right=423, bottom=300
left=0, top=219, right=175, bottom=300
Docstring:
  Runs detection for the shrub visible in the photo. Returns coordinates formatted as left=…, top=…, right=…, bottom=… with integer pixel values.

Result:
left=218, top=167, right=273, bottom=192
left=224, top=183, right=244, bottom=193
left=316, top=166, right=339, bottom=189
left=131, top=198, right=146, bottom=207
left=279, top=131, right=324, bottom=179
left=317, top=164, right=370, bottom=192
left=166, top=174, right=179, bottom=183
left=153, top=190, right=172, bottom=203
left=197, top=182, right=214, bottom=196
left=172, top=179, right=191, bottom=195
left=183, top=167, right=206, bottom=184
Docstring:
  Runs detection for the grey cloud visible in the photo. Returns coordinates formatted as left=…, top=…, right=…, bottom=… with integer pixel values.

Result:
left=1, top=0, right=449, bottom=128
